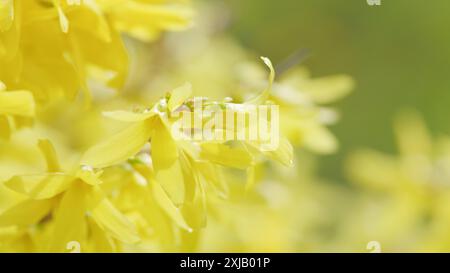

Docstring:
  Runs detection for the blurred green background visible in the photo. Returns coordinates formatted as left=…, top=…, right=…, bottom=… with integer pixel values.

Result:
left=226, top=0, right=450, bottom=182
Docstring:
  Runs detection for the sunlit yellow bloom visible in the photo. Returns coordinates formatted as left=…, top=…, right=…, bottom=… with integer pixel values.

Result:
left=0, top=139, right=139, bottom=252
left=76, top=58, right=293, bottom=249
left=0, top=1, right=359, bottom=253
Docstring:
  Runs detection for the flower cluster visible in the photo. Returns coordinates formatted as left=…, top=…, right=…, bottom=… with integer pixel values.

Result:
left=0, top=0, right=192, bottom=103
left=0, top=1, right=354, bottom=252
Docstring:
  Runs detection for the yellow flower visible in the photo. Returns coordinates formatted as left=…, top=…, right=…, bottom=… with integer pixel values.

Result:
left=0, top=140, right=139, bottom=252
left=343, top=110, right=450, bottom=251
left=0, top=0, right=192, bottom=103
left=77, top=58, right=293, bottom=248
left=95, top=0, right=193, bottom=42
left=0, top=81, right=35, bottom=139
left=236, top=63, right=354, bottom=154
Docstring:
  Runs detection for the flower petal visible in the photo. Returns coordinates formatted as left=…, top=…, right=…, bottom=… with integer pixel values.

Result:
left=48, top=184, right=87, bottom=252
left=0, top=199, right=52, bottom=227
left=0, top=115, right=11, bottom=139
left=0, top=0, right=14, bottom=32
left=155, top=160, right=185, bottom=206
left=151, top=179, right=191, bottom=232
left=168, top=82, right=192, bottom=112
left=103, top=110, right=155, bottom=122
left=245, top=57, right=275, bottom=105
left=37, top=139, right=61, bottom=172
left=0, top=91, right=35, bottom=117
left=200, top=142, right=253, bottom=169
left=151, top=118, right=178, bottom=172
left=87, top=186, right=140, bottom=244
left=4, top=173, right=75, bottom=200
left=81, top=120, right=153, bottom=168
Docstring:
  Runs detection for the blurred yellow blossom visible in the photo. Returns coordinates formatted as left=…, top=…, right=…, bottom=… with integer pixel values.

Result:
left=343, top=111, right=450, bottom=251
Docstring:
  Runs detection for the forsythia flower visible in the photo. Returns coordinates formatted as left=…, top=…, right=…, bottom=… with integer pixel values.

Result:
left=236, top=64, right=354, bottom=154
left=0, top=57, right=295, bottom=252
left=342, top=111, right=450, bottom=251
left=1, top=139, right=140, bottom=252
left=0, top=0, right=193, bottom=103
left=0, top=81, right=35, bottom=139
left=0, top=1, right=355, bottom=253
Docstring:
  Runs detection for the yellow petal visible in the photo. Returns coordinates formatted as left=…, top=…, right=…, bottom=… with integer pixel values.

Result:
left=200, top=142, right=253, bottom=169
left=0, top=81, right=5, bottom=91
left=266, top=137, right=294, bottom=167
left=151, top=118, right=178, bottom=171
left=0, top=115, right=11, bottom=139
left=138, top=188, right=177, bottom=249
left=245, top=57, right=275, bottom=105
left=0, top=91, right=35, bottom=117
left=103, top=110, right=155, bottom=122
left=88, top=218, right=116, bottom=252
left=0, top=0, right=14, bottom=32
left=76, top=168, right=103, bottom=186
left=151, top=180, right=191, bottom=232
left=88, top=187, right=140, bottom=244
left=168, top=82, right=192, bottom=112
left=245, top=166, right=256, bottom=191
left=102, top=1, right=193, bottom=41
left=196, top=162, right=228, bottom=198
left=155, top=160, right=185, bottom=206
left=52, top=0, right=69, bottom=33
left=48, top=184, right=87, bottom=252
left=4, top=173, right=74, bottom=200
left=82, top=120, right=153, bottom=168
left=0, top=199, right=52, bottom=227
left=346, top=150, right=401, bottom=191
left=37, top=139, right=61, bottom=172
left=303, top=125, right=338, bottom=155
left=394, top=110, right=432, bottom=157
left=182, top=177, right=206, bottom=229
left=303, top=75, right=354, bottom=104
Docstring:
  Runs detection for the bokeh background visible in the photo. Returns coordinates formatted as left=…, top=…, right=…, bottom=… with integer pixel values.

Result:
left=226, top=0, right=450, bottom=183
